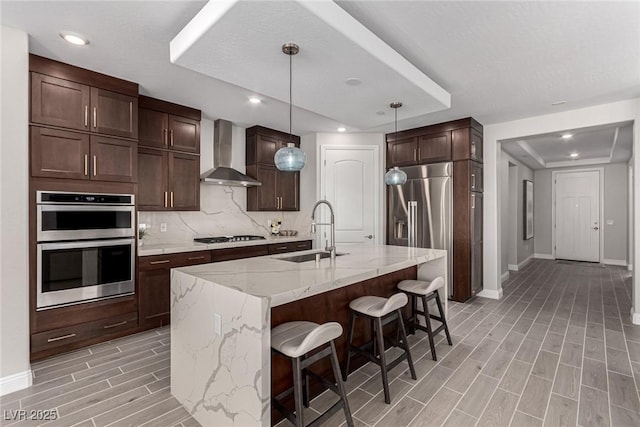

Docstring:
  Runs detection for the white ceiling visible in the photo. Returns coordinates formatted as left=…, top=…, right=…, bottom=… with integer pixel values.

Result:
left=501, top=122, right=634, bottom=170
left=1, top=1, right=639, bottom=135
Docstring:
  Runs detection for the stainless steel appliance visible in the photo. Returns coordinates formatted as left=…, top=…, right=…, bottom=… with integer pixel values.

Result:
left=194, top=235, right=266, bottom=244
left=36, top=191, right=135, bottom=309
left=387, top=163, right=455, bottom=296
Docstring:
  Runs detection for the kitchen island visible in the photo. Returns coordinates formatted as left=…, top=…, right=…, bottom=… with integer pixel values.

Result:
left=170, top=244, right=447, bottom=426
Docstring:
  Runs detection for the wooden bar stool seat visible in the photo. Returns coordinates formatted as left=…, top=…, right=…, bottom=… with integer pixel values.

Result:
left=342, top=293, right=417, bottom=404
left=397, top=277, right=452, bottom=361
left=271, top=321, right=353, bottom=427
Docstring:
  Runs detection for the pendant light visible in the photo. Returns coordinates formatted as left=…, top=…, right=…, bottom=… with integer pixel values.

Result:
left=384, top=102, right=407, bottom=185
left=274, top=42, right=306, bottom=171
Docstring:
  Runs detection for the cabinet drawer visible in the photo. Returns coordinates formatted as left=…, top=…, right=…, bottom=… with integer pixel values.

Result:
left=138, top=250, right=211, bottom=271
left=172, top=250, right=212, bottom=267
left=268, top=240, right=312, bottom=254
left=211, top=245, right=269, bottom=262
left=32, top=312, right=137, bottom=354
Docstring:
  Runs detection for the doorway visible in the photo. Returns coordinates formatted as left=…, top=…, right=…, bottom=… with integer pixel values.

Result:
left=554, top=169, right=602, bottom=262
left=320, top=145, right=380, bottom=246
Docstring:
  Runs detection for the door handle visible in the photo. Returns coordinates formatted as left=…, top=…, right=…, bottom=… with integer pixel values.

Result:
left=163, top=129, right=168, bottom=146
left=593, top=226, right=599, bottom=230
left=365, top=235, right=374, bottom=239
left=169, top=129, right=174, bottom=146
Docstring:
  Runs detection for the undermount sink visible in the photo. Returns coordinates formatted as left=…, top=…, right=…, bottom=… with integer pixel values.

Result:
left=278, top=251, right=347, bottom=263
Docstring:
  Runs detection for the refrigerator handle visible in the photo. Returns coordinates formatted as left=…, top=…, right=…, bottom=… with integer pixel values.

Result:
left=407, top=201, right=413, bottom=247
left=412, top=201, right=418, bottom=247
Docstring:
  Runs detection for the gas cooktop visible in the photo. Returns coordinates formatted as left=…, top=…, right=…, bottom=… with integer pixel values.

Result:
left=194, top=235, right=266, bottom=244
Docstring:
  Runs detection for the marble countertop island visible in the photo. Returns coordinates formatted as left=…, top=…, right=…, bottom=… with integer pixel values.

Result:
left=170, top=244, right=447, bottom=426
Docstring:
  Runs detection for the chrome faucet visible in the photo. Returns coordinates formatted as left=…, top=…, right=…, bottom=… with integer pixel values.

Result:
left=311, top=199, right=336, bottom=259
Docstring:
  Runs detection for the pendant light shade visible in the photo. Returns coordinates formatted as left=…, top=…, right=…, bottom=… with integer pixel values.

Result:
left=275, top=42, right=306, bottom=172
left=385, top=102, right=406, bottom=185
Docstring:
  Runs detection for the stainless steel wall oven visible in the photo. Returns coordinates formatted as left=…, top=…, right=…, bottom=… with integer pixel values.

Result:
left=36, top=191, right=135, bottom=310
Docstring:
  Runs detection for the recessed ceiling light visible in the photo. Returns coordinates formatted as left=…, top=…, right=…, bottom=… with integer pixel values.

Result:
left=59, top=31, right=89, bottom=46
left=562, top=134, right=573, bottom=139
left=569, top=152, right=579, bottom=158
left=551, top=100, right=566, bottom=106
left=337, top=127, right=346, bottom=132
left=248, top=96, right=261, bottom=104
left=345, top=78, right=362, bottom=86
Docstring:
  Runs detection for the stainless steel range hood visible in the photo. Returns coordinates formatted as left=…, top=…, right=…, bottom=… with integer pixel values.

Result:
left=200, top=119, right=261, bottom=187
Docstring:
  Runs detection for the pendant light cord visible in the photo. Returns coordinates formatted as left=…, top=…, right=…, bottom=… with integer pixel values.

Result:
left=289, top=50, right=292, bottom=145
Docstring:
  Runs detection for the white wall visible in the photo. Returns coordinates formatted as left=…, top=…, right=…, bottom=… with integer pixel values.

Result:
left=483, top=98, right=640, bottom=324
left=0, top=26, right=31, bottom=395
left=534, top=163, right=628, bottom=263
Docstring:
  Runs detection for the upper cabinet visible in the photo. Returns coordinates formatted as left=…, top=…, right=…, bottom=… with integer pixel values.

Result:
left=29, top=55, right=139, bottom=183
left=246, top=126, right=300, bottom=211
left=386, top=118, right=482, bottom=168
left=138, top=95, right=200, bottom=154
left=137, top=96, right=201, bottom=212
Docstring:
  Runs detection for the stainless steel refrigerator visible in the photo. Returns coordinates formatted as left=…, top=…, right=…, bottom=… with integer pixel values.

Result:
left=387, top=163, right=453, bottom=297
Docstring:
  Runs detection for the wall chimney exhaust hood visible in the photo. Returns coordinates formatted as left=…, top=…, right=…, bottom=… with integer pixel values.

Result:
left=200, top=119, right=261, bottom=187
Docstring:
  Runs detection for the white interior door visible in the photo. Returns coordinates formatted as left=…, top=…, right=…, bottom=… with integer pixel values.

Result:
left=322, top=146, right=378, bottom=246
left=555, top=170, right=600, bottom=262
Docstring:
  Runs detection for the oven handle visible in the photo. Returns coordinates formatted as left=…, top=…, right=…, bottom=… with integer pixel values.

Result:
left=38, top=205, right=135, bottom=212
left=38, top=238, right=135, bottom=251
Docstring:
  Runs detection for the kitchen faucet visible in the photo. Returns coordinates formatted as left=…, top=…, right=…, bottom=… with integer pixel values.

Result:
left=310, top=200, right=336, bottom=259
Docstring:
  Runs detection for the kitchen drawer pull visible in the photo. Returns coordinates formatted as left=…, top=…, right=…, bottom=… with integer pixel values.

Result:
left=103, top=320, right=127, bottom=329
left=84, top=154, right=88, bottom=176
left=188, top=256, right=206, bottom=260
left=93, top=155, right=97, bottom=176
left=84, top=105, right=88, bottom=127
left=149, top=259, right=170, bottom=265
left=275, top=246, right=288, bottom=250
left=296, top=244, right=308, bottom=248
left=93, top=107, right=97, bottom=128
left=47, top=333, right=76, bottom=343
left=472, top=194, right=476, bottom=209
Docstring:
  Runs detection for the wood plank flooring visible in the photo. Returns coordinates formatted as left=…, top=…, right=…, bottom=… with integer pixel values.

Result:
left=2, top=259, right=639, bottom=426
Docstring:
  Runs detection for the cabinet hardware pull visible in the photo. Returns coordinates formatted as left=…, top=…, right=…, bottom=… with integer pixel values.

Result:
left=417, top=148, right=420, bottom=160
left=104, top=320, right=127, bottom=329
left=163, top=129, right=168, bottom=146
left=414, top=148, right=417, bottom=161
left=296, top=244, right=307, bottom=248
left=93, top=107, right=97, bottom=128
left=471, top=140, right=476, bottom=158
left=471, top=173, right=476, bottom=188
left=164, top=191, right=168, bottom=208
left=472, top=194, right=475, bottom=209
left=129, top=102, right=133, bottom=132
left=275, top=246, right=288, bottom=250
left=47, top=333, right=76, bottom=343
left=188, top=256, right=205, bottom=260
left=84, top=106, right=88, bottom=127
left=92, top=156, right=97, bottom=176
left=170, top=130, right=174, bottom=146
left=170, top=191, right=174, bottom=208
left=149, top=259, right=170, bottom=265
left=84, top=154, right=88, bottom=176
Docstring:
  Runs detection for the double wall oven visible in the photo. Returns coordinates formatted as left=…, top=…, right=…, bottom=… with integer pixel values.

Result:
left=36, top=191, right=135, bottom=310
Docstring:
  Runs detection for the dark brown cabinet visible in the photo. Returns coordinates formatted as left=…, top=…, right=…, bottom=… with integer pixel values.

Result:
left=453, top=126, right=483, bottom=162
left=138, top=148, right=199, bottom=211
left=387, top=136, right=418, bottom=167
left=268, top=240, right=312, bottom=254
left=90, top=88, right=138, bottom=139
left=418, top=132, right=451, bottom=163
left=31, top=126, right=136, bottom=182
left=137, top=96, right=202, bottom=211
left=246, top=126, right=300, bottom=211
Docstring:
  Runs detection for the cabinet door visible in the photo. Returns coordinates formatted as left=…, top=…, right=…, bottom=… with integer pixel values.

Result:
left=31, top=127, right=90, bottom=179
left=278, top=170, right=299, bottom=211
left=387, top=137, right=417, bottom=167
left=247, top=164, right=278, bottom=211
left=470, top=162, right=483, bottom=192
left=90, top=136, right=137, bottom=182
left=169, top=152, right=200, bottom=211
left=470, top=128, right=483, bottom=163
left=418, top=132, right=451, bottom=163
left=31, top=73, right=90, bottom=131
left=138, top=268, right=170, bottom=330
left=452, top=128, right=483, bottom=163
left=256, top=134, right=286, bottom=163
left=470, top=193, right=483, bottom=296
left=139, top=108, right=168, bottom=149
left=168, top=115, right=200, bottom=153
left=138, top=148, right=168, bottom=210
left=91, top=88, right=138, bottom=139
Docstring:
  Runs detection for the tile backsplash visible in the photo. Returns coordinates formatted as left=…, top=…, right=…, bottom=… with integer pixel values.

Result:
left=138, top=184, right=312, bottom=245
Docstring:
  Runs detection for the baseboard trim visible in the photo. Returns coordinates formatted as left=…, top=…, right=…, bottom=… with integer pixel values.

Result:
left=501, top=271, right=509, bottom=283
left=602, top=259, right=627, bottom=266
left=519, top=255, right=533, bottom=269
left=477, top=288, right=503, bottom=300
left=631, top=307, right=640, bottom=326
left=534, top=253, right=555, bottom=260
left=0, top=369, right=32, bottom=396
left=508, top=264, right=518, bottom=272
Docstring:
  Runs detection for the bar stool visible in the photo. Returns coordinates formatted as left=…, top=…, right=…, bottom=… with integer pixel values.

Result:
left=397, top=277, right=452, bottom=361
left=343, top=293, right=416, bottom=404
left=271, top=321, right=353, bottom=427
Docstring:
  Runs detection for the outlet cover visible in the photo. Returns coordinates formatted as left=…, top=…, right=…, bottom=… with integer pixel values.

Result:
left=160, top=223, right=167, bottom=232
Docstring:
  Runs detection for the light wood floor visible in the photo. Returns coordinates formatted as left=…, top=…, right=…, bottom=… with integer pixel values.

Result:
left=2, top=259, right=639, bottom=426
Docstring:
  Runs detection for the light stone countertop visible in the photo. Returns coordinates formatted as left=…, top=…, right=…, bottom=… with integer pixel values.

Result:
left=137, top=235, right=313, bottom=256
left=174, top=244, right=446, bottom=307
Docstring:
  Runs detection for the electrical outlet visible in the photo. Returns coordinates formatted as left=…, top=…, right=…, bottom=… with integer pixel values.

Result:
left=213, top=313, right=222, bottom=336
left=160, top=223, right=167, bottom=232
